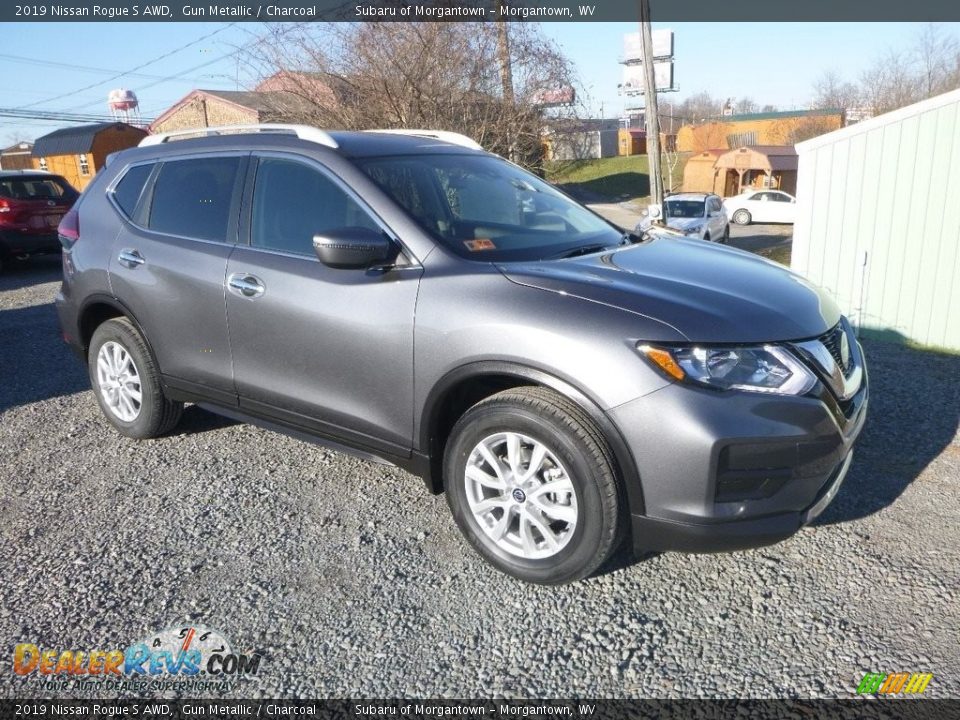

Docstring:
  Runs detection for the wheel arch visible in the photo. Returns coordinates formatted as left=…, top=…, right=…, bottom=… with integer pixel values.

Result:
left=77, top=295, right=161, bottom=372
left=419, top=361, right=646, bottom=518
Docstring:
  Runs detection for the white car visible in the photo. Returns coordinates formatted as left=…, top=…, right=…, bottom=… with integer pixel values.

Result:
left=636, top=192, right=730, bottom=243
left=724, top=189, right=797, bottom=225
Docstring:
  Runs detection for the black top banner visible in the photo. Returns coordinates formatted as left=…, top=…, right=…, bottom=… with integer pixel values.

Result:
left=4, top=0, right=960, bottom=22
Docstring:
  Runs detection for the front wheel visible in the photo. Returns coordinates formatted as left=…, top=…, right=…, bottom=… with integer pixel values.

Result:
left=722, top=224, right=730, bottom=243
left=88, top=318, right=183, bottom=439
left=444, top=387, right=623, bottom=584
left=733, top=209, right=751, bottom=225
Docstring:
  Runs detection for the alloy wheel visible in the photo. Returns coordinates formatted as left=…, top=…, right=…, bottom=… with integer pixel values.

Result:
left=464, top=432, right=578, bottom=559
left=95, top=341, right=143, bottom=422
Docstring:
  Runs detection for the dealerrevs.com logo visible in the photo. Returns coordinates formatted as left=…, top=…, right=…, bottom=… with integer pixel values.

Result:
left=13, top=626, right=262, bottom=693
left=856, top=672, right=933, bottom=695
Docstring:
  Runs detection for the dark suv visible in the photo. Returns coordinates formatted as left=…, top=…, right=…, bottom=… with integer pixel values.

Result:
left=0, top=170, right=78, bottom=272
left=56, top=125, right=868, bottom=584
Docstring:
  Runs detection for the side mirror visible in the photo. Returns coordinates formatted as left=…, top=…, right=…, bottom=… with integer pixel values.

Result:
left=313, top=227, right=394, bottom=270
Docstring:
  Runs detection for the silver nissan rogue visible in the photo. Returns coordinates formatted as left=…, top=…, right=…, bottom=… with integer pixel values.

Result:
left=55, top=125, right=868, bottom=584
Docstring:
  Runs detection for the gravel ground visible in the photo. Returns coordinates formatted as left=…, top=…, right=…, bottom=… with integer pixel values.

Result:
left=1, top=255, right=958, bottom=699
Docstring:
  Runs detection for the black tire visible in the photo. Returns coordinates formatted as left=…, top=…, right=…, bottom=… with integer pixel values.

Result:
left=444, top=387, right=623, bottom=585
left=703, top=233, right=710, bottom=242
left=722, top=224, right=730, bottom=243
left=733, top=209, right=751, bottom=225
left=88, top=317, right=183, bottom=439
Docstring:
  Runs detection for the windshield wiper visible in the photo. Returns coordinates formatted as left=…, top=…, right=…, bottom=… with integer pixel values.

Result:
left=550, top=243, right=616, bottom=260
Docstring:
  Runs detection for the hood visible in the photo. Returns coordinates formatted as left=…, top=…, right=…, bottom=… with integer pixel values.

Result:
left=498, top=235, right=841, bottom=343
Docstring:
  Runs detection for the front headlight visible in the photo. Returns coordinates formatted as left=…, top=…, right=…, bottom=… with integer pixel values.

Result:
left=638, top=343, right=817, bottom=396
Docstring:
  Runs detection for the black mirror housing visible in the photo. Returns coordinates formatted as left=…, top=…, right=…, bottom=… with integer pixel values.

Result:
left=313, top=227, right=394, bottom=269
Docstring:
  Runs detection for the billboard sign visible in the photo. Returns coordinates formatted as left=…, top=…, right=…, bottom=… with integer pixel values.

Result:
left=623, top=29, right=674, bottom=62
left=532, top=86, right=576, bottom=107
left=621, top=61, right=675, bottom=94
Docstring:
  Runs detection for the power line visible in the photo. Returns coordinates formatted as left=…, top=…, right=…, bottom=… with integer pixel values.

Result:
left=0, top=107, right=155, bottom=124
left=0, top=52, right=213, bottom=84
left=19, top=23, right=238, bottom=110
left=61, top=22, right=311, bottom=113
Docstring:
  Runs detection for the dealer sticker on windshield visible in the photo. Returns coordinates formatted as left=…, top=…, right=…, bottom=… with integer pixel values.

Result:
left=464, top=239, right=496, bottom=252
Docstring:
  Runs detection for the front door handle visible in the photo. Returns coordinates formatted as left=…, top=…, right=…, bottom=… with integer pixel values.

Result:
left=228, top=273, right=265, bottom=298
left=118, top=249, right=145, bottom=268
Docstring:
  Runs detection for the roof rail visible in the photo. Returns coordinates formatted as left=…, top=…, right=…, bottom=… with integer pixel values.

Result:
left=365, top=129, right=483, bottom=151
left=139, top=124, right=338, bottom=149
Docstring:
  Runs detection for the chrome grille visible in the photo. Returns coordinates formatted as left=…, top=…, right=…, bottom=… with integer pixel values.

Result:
left=818, top=324, right=849, bottom=374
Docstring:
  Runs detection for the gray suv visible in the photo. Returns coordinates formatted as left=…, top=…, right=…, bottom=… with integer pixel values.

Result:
left=55, top=125, right=868, bottom=584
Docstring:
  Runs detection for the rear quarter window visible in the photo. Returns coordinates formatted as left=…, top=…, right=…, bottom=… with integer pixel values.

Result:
left=112, top=164, right=152, bottom=218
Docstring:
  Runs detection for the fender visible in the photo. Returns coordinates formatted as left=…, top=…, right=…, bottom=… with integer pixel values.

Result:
left=420, top=360, right=646, bottom=517
left=77, top=293, right=162, bottom=372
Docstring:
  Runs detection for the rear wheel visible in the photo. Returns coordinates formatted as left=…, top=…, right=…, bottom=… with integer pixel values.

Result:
left=444, top=387, right=623, bottom=584
left=88, top=318, right=183, bottom=439
left=733, top=209, right=751, bottom=225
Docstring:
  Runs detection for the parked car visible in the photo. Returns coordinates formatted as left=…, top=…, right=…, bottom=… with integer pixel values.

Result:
left=636, top=192, right=729, bottom=242
left=0, top=170, right=79, bottom=273
left=724, top=189, right=797, bottom=225
left=55, top=125, right=868, bottom=584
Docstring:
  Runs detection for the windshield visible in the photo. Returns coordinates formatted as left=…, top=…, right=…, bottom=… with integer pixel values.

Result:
left=0, top=176, right=75, bottom=202
left=357, top=154, right=623, bottom=261
left=664, top=200, right=705, bottom=219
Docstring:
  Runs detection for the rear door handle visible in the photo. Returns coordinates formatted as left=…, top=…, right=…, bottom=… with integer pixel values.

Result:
left=118, top=249, right=145, bottom=268
left=228, top=273, right=265, bottom=299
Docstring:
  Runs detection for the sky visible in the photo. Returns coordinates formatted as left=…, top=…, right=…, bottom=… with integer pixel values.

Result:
left=1, top=21, right=958, bottom=144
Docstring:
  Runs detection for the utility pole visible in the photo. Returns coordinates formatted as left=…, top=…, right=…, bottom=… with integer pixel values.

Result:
left=639, top=0, right=664, bottom=211
left=495, top=0, right=516, bottom=160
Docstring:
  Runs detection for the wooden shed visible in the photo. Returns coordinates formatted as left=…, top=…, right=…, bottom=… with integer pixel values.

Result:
left=714, top=145, right=798, bottom=197
left=0, top=142, right=34, bottom=171
left=618, top=128, right=646, bottom=156
left=681, top=149, right=724, bottom=194
left=31, top=122, right=146, bottom=190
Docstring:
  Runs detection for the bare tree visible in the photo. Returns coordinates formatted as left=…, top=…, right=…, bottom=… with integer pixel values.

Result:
left=734, top=97, right=758, bottom=114
left=914, top=23, right=960, bottom=96
left=812, top=25, right=960, bottom=117
left=812, top=70, right=861, bottom=111
left=244, top=22, right=578, bottom=171
left=676, top=91, right=721, bottom=124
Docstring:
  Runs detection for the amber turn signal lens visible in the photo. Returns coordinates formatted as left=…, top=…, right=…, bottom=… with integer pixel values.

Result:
left=638, top=345, right=686, bottom=381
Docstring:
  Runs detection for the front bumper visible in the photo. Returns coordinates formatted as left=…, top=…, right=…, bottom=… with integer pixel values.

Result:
left=609, top=364, right=868, bottom=554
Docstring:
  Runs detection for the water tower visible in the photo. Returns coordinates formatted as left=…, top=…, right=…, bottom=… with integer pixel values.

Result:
left=108, top=88, right=141, bottom=125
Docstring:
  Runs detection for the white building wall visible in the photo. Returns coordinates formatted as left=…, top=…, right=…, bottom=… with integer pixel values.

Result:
left=793, top=88, right=960, bottom=350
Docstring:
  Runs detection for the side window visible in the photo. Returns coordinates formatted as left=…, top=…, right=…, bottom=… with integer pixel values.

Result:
left=112, top=164, right=152, bottom=219
left=148, top=157, right=242, bottom=242
left=709, top=198, right=721, bottom=213
left=250, top=157, right=380, bottom=256
left=772, top=192, right=791, bottom=202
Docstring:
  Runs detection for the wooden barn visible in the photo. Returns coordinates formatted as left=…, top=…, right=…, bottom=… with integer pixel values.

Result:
left=31, top=122, right=146, bottom=189
left=714, top=146, right=798, bottom=196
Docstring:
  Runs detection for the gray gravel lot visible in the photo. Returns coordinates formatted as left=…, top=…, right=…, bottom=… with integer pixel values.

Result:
left=1, top=255, right=958, bottom=699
